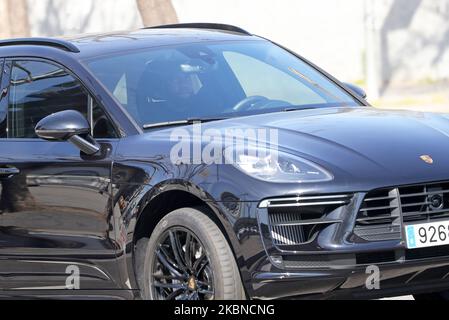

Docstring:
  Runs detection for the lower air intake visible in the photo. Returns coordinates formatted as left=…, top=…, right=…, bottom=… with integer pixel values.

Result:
left=263, top=195, right=353, bottom=247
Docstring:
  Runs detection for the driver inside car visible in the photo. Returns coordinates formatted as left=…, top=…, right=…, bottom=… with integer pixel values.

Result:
left=137, top=60, right=208, bottom=123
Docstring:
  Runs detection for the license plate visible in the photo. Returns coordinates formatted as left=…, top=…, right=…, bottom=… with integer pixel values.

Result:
left=405, top=220, right=449, bottom=249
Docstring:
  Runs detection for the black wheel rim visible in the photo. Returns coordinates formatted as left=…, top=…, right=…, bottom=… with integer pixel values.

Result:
left=150, top=227, right=215, bottom=300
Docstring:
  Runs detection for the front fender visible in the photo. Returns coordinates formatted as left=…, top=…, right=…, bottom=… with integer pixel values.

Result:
left=111, top=158, right=255, bottom=296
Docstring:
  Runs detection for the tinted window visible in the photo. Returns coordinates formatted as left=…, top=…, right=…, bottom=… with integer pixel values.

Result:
left=6, top=60, right=117, bottom=139
left=92, top=100, right=118, bottom=139
left=8, top=60, right=88, bottom=139
left=85, top=41, right=360, bottom=128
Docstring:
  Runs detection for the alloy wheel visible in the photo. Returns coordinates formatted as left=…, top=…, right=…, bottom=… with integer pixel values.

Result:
left=150, top=227, right=215, bottom=300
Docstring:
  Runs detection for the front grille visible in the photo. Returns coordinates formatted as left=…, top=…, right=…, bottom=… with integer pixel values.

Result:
left=400, top=182, right=449, bottom=222
left=263, top=194, right=353, bottom=247
left=355, top=181, right=449, bottom=241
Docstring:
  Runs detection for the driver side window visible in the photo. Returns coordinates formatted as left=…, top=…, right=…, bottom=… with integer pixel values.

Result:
left=6, top=60, right=117, bottom=139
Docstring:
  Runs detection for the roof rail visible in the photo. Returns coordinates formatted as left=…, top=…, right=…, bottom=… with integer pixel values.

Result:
left=145, top=23, right=252, bottom=36
left=0, top=38, right=80, bottom=53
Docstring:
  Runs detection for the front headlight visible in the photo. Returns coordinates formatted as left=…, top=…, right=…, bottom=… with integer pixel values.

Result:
left=226, top=147, right=333, bottom=183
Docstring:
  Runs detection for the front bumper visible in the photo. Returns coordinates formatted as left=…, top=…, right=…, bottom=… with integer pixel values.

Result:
left=252, top=256, right=449, bottom=299
left=243, top=190, right=449, bottom=299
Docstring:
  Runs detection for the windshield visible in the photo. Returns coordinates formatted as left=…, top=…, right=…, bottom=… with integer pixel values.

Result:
left=85, top=41, right=361, bottom=128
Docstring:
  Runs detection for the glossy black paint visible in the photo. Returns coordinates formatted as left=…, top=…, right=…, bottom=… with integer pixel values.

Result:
left=35, top=110, right=91, bottom=141
left=0, top=28, right=449, bottom=299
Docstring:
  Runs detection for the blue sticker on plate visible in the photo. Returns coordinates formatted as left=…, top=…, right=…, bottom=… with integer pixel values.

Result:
left=407, top=226, right=416, bottom=249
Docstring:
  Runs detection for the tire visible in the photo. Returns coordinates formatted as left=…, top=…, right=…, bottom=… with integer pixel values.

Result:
left=136, top=207, right=245, bottom=300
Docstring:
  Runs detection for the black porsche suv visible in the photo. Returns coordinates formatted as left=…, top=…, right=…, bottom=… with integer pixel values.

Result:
left=1, top=23, right=449, bottom=300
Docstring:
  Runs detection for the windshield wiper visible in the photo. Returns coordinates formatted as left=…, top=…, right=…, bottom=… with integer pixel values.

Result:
left=282, top=106, right=324, bottom=112
left=281, top=103, right=350, bottom=113
left=283, top=107, right=313, bottom=112
left=143, top=117, right=226, bottom=130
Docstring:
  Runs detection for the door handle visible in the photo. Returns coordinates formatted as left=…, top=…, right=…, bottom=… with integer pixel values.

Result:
left=0, top=167, right=20, bottom=178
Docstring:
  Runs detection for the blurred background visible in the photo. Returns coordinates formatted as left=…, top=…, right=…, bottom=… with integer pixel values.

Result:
left=0, top=0, right=448, bottom=113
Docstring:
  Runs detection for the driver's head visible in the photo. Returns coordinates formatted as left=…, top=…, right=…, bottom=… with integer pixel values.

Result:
left=168, top=71, right=197, bottom=100
left=142, top=60, right=200, bottom=103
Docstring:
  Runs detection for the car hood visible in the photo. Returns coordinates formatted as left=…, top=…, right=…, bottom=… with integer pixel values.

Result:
left=201, top=107, right=449, bottom=186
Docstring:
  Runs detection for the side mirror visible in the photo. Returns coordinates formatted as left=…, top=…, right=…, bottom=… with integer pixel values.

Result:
left=35, top=110, right=100, bottom=155
left=344, top=83, right=367, bottom=100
